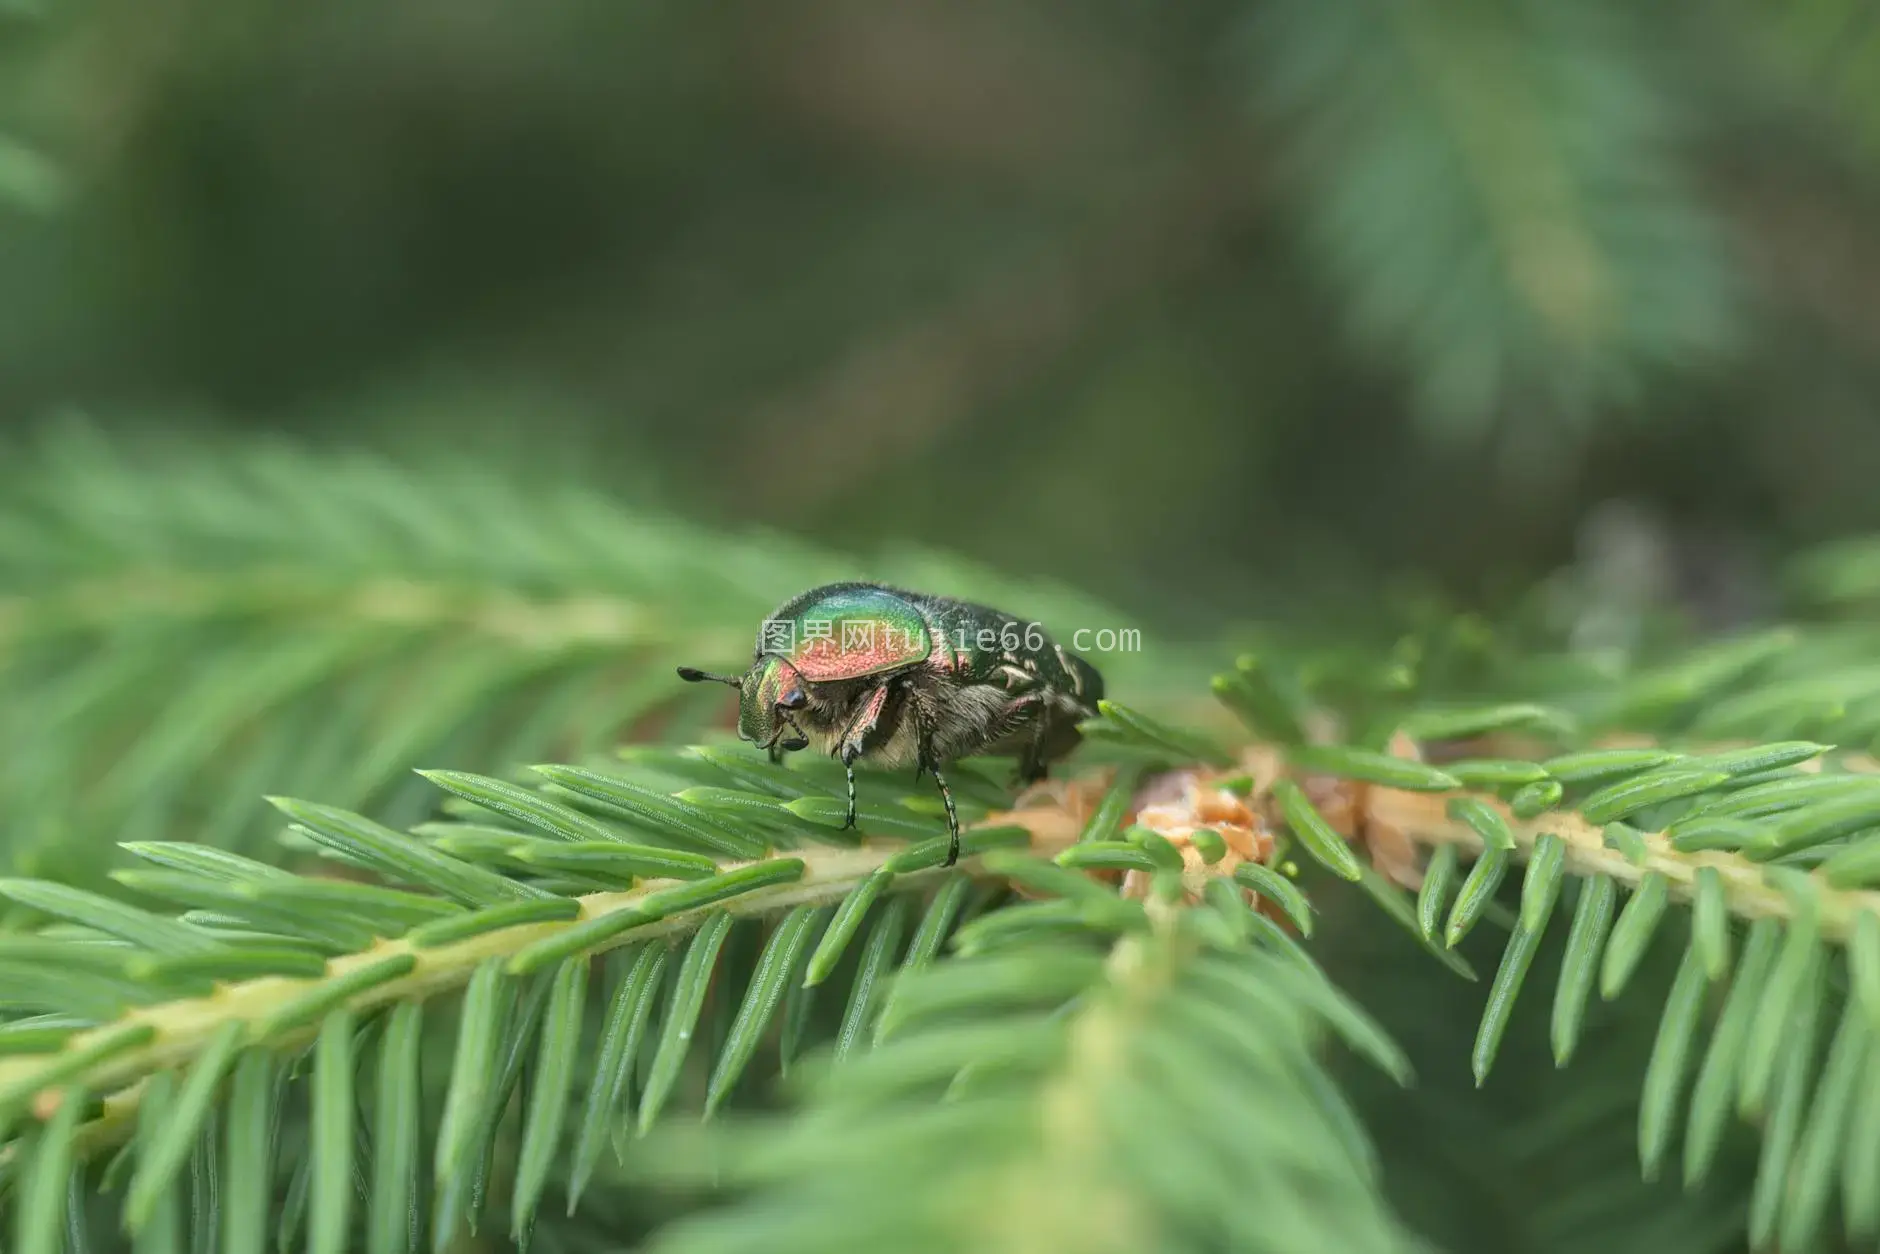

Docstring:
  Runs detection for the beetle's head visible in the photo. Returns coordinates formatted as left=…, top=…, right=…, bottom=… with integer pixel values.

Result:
left=676, top=657, right=809, bottom=752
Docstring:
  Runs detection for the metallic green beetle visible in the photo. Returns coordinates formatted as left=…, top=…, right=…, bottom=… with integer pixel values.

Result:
left=679, top=582, right=1104, bottom=865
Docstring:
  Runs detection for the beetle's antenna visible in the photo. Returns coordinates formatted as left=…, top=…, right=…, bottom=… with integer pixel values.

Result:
left=677, top=666, right=742, bottom=688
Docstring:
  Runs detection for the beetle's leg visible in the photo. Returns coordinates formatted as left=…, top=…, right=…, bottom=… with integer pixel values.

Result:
left=1013, top=715, right=1047, bottom=785
left=838, top=738, right=862, bottom=830
left=836, top=685, right=893, bottom=758
left=902, top=698, right=960, bottom=864
left=930, top=761, right=961, bottom=867
left=995, top=694, right=1050, bottom=786
left=834, top=684, right=895, bottom=831
left=1016, top=745, right=1048, bottom=785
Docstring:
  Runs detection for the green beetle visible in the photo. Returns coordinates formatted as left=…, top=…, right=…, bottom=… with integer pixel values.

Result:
left=680, top=582, right=1104, bottom=865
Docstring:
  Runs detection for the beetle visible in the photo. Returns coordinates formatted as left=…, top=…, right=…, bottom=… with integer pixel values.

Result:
left=679, top=582, right=1104, bottom=866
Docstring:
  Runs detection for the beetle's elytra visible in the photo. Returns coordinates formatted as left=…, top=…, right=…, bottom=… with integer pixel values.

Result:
left=679, top=582, right=1105, bottom=866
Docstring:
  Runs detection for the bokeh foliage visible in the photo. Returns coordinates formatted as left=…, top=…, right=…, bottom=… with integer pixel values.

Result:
left=4, top=2, right=1880, bottom=1253
left=0, top=425, right=1215, bottom=892
left=3, top=0, right=1880, bottom=609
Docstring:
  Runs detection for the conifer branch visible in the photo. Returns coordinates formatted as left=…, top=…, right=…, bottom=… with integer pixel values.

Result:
left=0, top=429, right=1203, bottom=887
left=636, top=866, right=1420, bottom=1254
left=1359, top=781, right=1872, bottom=936
left=0, top=772, right=1095, bottom=1174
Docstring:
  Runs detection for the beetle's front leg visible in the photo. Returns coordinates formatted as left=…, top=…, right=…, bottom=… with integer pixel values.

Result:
left=835, top=683, right=894, bottom=830
left=839, top=747, right=859, bottom=830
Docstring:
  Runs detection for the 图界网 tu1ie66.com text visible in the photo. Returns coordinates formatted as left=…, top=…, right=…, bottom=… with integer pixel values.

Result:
left=759, top=619, right=1141, bottom=655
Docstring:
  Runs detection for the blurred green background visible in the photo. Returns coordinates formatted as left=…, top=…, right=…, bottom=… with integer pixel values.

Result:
left=6, top=0, right=1879, bottom=630
left=5, top=9, right=1880, bottom=1250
